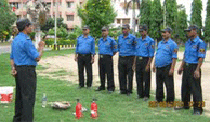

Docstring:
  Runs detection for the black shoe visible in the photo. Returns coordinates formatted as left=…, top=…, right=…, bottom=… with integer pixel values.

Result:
left=95, top=87, right=105, bottom=91
left=193, top=111, right=201, bottom=115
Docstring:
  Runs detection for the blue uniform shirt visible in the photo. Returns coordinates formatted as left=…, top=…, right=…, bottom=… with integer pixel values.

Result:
left=184, top=36, right=206, bottom=64
left=75, top=35, right=95, bottom=55
left=155, top=38, right=178, bottom=68
left=135, top=36, right=155, bottom=57
left=10, top=32, right=40, bottom=66
left=98, top=36, right=118, bottom=56
left=118, top=33, right=136, bottom=56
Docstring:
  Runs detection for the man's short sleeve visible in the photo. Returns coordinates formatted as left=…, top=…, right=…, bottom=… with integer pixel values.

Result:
left=198, top=41, right=206, bottom=58
left=171, top=43, right=178, bottom=59
left=24, top=40, right=39, bottom=60
left=148, top=39, right=155, bottom=57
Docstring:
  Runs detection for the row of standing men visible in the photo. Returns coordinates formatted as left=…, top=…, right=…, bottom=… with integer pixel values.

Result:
left=75, top=24, right=206, bottom=115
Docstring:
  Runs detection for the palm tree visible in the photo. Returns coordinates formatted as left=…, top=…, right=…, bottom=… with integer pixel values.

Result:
left=123, top=0, right=140, bottom=33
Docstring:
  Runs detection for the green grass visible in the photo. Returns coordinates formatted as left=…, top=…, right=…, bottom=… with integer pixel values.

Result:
left=1, top=50, right=210, bottom=122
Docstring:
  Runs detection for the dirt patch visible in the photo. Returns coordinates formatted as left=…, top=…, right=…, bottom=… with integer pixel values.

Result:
left=37, top=51, right=210, bottom=116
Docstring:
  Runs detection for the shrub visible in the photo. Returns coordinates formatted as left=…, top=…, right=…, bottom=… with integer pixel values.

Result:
left=67, top=33, right=77, bottom=40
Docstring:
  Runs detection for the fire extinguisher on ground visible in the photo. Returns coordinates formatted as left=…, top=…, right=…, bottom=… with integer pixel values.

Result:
left=76, top=99, right=82, bottom=119
left=91, top=98, right=97, bottom=119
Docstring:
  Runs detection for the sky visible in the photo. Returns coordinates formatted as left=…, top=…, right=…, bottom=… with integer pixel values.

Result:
left=161, top=0, right=208, bottom=26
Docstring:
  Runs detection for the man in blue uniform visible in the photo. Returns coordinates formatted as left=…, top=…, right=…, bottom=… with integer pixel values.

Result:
left=75, top=25, right=95, bottom=88
left=10, top=19, right=45, bottom=122
left=95, top=26, right=117, bottom=93
left=153, top=27, right=177, bottom=104
left=176, top=25, right=206, bottom=115
left=118, top=24, right=136, bottom=96
left=134, top=25, right=155, bottom=101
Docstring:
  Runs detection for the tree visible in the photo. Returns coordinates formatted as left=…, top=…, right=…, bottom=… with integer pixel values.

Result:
left=78, top=0, right=117, bottom=38
left=48, top=27, right=68, bottom=38
left=205, top=0, right=210, bottom=42
left=176, top=7, right=188, bottom=43
left=140, top=0, right=151, bottom=26
left=0, top=0, right=16, bottom=41
left=148, top=0, right=162, bottom=41
left=192, top=0, right=202, bottom=36
left=41, top=18, right=67, bottom=32
left=165, top=0, right=177, bottom=35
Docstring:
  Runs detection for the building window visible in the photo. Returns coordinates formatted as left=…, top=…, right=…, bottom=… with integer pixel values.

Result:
left=10, top=2, right=19, bottom=9
left=67, top=15, right=74, bottom=21
left=122, top=19, right=130, bottom=24
left=117, top=19, right=121, bottom=24
left=135, top=19, right=139, bottom=25
left=67, top=2, right=74, bottom=8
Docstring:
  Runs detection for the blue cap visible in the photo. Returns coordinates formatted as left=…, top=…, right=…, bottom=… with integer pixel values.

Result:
left=122, top=24, right=130, bottom=29
left=161, top=27, right=172, bottom=33
left=184, top=25, right=198, bottom=31
left=83, top=25, right=89, bottom=30
left=139, top=24, right=148, bottom=31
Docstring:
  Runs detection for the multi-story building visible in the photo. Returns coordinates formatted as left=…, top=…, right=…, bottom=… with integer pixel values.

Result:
left=8, top=0, right=87, bottom=31
left=8, top=0, right=140, bottom=31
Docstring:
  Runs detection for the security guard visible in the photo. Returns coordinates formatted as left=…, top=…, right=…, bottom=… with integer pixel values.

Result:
left=75, top=25, right=95, bottom=88
left=176, top=25, right=206, bottom=115
left=134, top=25, right=155, bottom=101
left=95, top=26, right=117, bottom=93
left=10, top=19, right=45, bottom=122
left=118, top=24, right=136, bottom=96
left=153, top=27, right=177, bottom=104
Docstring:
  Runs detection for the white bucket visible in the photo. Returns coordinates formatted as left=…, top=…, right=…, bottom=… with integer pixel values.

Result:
left=0, top=87, right=14, bottom=103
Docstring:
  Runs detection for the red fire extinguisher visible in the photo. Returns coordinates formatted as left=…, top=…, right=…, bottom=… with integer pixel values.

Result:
left=76, top=99, right=82, bottom=119
left=91, top=98, right=97, bottom=118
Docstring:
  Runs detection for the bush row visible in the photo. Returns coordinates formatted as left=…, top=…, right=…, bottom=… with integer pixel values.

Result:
left=44, top=38, right=76, bottom=45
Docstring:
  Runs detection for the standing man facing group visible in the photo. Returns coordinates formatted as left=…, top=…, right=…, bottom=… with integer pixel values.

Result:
left=118, top=24, right=136, bottom=96
left=153, top=27, right=177, bottom=105
left=134, top=25, right=155, bottom=101
left=95, top=26, right=117, bottom=93
left=75, top=25, right=95, bottom=89
left=10, top=19, right=45, bottom=122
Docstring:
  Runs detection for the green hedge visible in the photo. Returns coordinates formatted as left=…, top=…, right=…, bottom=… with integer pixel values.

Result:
left=44, top=38, right=76, bottom=45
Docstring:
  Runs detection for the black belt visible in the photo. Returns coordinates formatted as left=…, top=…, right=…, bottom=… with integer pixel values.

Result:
left=78, top=54, right=91, bottom=56
left=120, top=56, right=134, bottom=58
left=185, top=63, right=197, bottom=66
left=136, top=56, right=149, bottom=60
left=99, top=54, right=111, bottom=58
left=16, top=65, right=36, bottom=68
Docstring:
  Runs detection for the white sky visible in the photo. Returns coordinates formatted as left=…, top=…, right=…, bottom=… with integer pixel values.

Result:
left=161, top=0, right=208, bottom=26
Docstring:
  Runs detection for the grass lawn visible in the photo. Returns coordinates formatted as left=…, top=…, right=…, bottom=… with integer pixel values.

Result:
left=0, top=50, right=210, bottom=122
